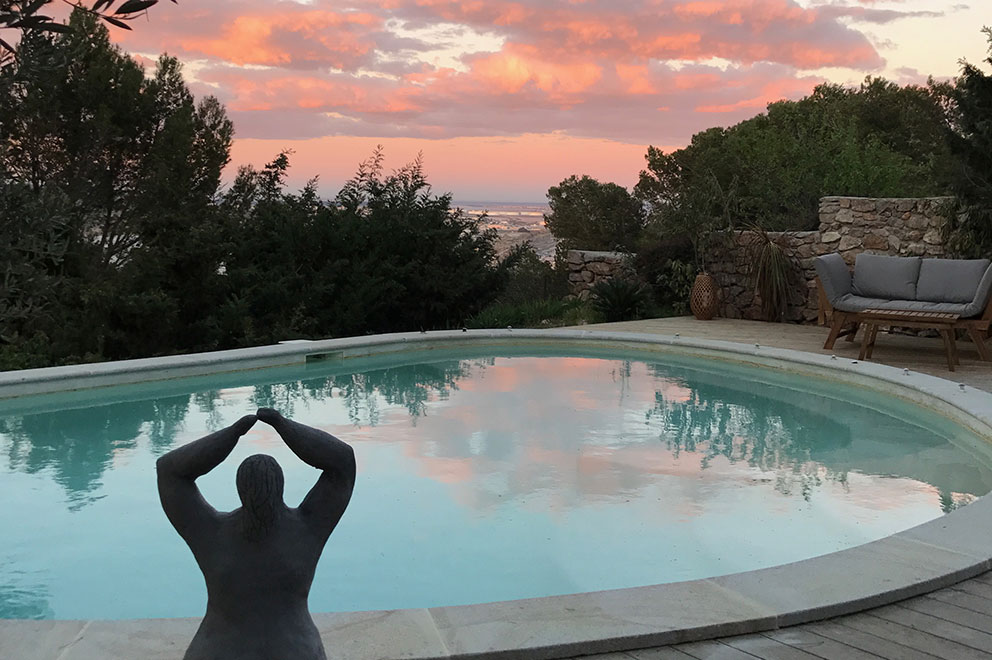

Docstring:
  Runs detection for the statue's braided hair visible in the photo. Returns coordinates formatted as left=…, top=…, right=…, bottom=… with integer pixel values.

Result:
left=236, top=454, right=285, bottom=541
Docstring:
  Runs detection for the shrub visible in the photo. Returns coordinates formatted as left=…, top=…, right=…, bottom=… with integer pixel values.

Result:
left=633, top=235, right=695, bottom=314
left=589, top=277, right=654, bottom=322
left=465, top=298, right=588, bottom=329
left=496, top=243, right=569, bottom=305
left=745, top=225, right=797, bottom=322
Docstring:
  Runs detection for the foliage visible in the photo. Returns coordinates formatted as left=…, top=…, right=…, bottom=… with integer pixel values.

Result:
left=744, top=226, right=797, bottom=322
left=631, top=234, right=696, bottom=313
left=947, top=28, right=992, bottom=257
left=0, top=11, right=233, bottom=365
left=655, top=259, right=696, bottom=316
left=0, top=13, right=507, bottom=368
left=465, top=298, right=588, bottom=330
left=635, top=77, right=956, bottom=241
left=544, top=174, right=646, bottom=264
left=492, top=242, right=568, bottom=305
left=589, top=277, right=654, bottom=322
left=219, top=148, right=503, bottom=345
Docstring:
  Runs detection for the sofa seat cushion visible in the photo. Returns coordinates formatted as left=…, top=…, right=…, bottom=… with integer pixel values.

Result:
left=833, top=294, right=974, bottom=317
left=852, top=254, right=922, bottom=300
left=916, top=258, right=991, bottom=303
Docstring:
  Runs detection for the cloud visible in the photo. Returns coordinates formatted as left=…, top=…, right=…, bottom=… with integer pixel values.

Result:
left=109, top=0, right=929, bottom=146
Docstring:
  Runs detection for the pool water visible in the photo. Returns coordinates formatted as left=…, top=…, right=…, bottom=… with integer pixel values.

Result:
left=2, top=347, right=991, bottom=620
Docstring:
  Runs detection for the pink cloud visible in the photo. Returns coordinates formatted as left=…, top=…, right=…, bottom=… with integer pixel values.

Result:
left=101, top=0, right=933, bottom=150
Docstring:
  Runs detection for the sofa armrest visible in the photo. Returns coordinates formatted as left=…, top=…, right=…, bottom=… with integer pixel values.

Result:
left=814, top=254, right=852, bottom=305
left=965, top=265, right=992, bottom=320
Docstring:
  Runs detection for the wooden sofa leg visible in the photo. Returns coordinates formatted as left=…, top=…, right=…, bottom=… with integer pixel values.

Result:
left=824, top=312, right=847, bottom=349
left=968, top=327, right=991, bottom=361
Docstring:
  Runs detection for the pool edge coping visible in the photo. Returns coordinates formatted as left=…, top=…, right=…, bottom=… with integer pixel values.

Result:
left=2, top=328, right=992, bottom=660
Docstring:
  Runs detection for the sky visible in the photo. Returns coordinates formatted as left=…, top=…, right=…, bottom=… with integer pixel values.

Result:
left=109, top=0, right=991, bottom=202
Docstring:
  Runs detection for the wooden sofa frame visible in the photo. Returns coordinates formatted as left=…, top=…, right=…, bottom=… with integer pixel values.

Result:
left=816, top=276, right=992, bottom=361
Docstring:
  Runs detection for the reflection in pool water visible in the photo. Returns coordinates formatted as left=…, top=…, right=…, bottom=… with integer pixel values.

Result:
left=1, top=349, right=990, bottom=620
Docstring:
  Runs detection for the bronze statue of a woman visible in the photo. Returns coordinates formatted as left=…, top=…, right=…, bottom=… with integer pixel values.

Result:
left=156, top=408, right=356, bottom=660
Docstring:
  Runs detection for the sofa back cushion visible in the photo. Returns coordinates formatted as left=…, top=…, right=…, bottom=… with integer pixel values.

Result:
left=916, top=258, right=992, bottom=303
left=852, top=254, right=921, bottom=300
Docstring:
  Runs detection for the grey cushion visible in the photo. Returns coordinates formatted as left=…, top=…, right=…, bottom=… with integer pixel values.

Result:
left=832, top=294, right=890, bottom=313
left=814, top=253, right=852, bottom=304
left=916, top=259, right=991, bottom=303
left=833, top=294, right=972, bottom=316
left=852, top=254, right=921, bottom=300
left=962, top=265, right=992, bottom=318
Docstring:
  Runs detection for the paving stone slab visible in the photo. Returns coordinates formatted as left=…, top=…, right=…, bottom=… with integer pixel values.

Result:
left=314, top=608, right=448, bottom=660
left=428, top=580, right=776, bottom=660
left=0, top=620, right=89, bottom=660
left=59, top=618, right=199, bottom=660
left=712, top=535, right=987, bottom=627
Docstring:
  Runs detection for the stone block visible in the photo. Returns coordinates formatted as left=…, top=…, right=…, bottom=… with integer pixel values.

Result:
left=923, top=229, right=943, bottom=245
left=836, top=209, right=854, bottom=224
left=863, top=234, right=888, bottom=250
left=568, top=273, right=583, bottom=282
left=586, top=261, right=614, bottom=275
left=820, top=231, right=841, bottom=243
left=581, top=270, right=595, bottom=283
left=838, top=236, right=862, bottom=251
left=0, top=621, right=89, bottom=660
left=839, top=198, right=851, bottom=208
left=887, top=235, right=901, bottom=251
left=851, top=199, right=876, bottom=212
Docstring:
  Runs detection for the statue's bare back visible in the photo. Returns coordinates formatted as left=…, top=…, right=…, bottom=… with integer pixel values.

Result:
left=156, top=408, right=356, bottom=660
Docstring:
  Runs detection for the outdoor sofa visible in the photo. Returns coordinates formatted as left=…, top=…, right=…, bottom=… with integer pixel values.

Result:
left=814, top=253, right=992, bottom=363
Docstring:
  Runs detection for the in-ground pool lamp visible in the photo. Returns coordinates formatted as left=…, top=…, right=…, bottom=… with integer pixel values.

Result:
left=156, top=408, right=356, bottom=660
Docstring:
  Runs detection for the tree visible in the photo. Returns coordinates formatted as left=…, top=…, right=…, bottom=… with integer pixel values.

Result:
left=219, top=149, right=504, bottom=345
left=544, top=175, right=645, bottom=263
left=947, top=28, right=992, bottom=256
left=0, top=9, right=233, bottom=365
left=636, top=78, right=955, bottom=236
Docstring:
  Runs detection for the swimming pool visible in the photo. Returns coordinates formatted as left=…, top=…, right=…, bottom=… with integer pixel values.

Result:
left=3, top=339, right=991, bottom=622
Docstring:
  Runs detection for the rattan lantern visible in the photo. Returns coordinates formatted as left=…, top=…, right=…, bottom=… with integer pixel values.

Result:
left=690, top=272, right=720, bottom=320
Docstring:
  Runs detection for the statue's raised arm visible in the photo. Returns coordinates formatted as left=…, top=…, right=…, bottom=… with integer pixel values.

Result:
left=156, top=414, right=257, bottom=543
left=256, top=408, right=356, bottom=539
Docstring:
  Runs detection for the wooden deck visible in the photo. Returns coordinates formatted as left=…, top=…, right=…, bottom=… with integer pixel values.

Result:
left=570, top=317, right=992, bottom=660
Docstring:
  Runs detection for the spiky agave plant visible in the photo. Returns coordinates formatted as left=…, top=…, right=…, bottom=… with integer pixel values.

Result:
left=745, top=224, right=796, bottom=322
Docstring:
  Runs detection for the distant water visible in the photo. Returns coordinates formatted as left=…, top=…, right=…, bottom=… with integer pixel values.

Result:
left=455, top=201, right=548, bottom=231
left=454, top=202, right=554, bottom=259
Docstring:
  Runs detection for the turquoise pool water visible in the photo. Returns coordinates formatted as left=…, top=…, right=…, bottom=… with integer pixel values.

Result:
left=2, top=346, right=991, bottom=620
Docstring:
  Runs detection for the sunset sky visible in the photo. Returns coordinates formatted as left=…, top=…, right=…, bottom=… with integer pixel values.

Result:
left=109, top=0, right=990, bottom=202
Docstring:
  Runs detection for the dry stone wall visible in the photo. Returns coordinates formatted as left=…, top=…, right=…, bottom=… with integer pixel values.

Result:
left=566, top=250, right=630, bottom=300
left=704, top=196, right=953, bottom=323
